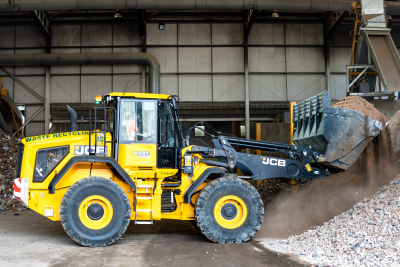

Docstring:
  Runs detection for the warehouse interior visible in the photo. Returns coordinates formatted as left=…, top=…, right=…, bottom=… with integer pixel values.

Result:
left=1, top=1, right=400, bottom=266
left=0, top=1, right=398, bottom=139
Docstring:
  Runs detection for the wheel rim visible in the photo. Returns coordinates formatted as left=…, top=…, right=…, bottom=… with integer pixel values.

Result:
left=214, top=195, right=248, bottom=229
left=78, top=195, right=113, bottom=230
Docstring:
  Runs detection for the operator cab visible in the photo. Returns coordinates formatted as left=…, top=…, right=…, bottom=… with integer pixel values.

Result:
left=94, top=93, right=183, bottom=177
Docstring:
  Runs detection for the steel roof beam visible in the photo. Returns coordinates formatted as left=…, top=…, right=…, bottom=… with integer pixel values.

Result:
left=30, top=10, right=50, bottom=38
left=325, top=11, right=346, bottom=36
left=0, top=1, right=358, bottom=12
left=244, top=9, right=258, bottom=36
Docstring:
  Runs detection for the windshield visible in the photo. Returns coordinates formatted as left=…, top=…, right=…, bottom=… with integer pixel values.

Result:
left=120, top=100, right=156, bottom=143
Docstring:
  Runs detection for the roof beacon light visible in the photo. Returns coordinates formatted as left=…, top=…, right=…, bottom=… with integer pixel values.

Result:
left=95, top=95, right=102, bottom=104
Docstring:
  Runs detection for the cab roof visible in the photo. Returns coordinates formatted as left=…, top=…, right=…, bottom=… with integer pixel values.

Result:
left=107, top=92, right=170, bottom=99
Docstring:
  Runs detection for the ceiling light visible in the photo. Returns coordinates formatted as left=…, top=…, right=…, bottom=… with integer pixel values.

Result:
left=114, top=10, right=122, bottom=19
left=271, top=10, right=279, bottom=18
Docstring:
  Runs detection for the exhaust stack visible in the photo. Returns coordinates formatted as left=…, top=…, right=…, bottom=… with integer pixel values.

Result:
left=67, top=105, right=79, bottom=132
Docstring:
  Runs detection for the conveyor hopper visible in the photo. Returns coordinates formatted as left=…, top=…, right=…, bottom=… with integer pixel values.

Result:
left=364, top=30, right=400, bottom=92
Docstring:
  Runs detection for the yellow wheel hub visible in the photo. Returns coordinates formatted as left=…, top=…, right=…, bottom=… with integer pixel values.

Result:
left=214, top=195, right=248, bottom=229
left=78, top=195, right=113, bottom=230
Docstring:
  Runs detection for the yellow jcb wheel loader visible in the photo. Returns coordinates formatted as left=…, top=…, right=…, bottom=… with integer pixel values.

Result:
left=13, top=91, right=386, bottom=246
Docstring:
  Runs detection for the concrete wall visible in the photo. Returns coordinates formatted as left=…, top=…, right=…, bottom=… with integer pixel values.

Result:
left=327, top=23, right=353, bottom=101
left=259, top=122, right=290, bottom=158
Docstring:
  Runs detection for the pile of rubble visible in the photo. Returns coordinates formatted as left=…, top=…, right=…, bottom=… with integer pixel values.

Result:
left=333, top=96, right=389, bottom=123
left=262, top=174, right=400, bottom=267
left=0, top=129, right=26, bottom=212
left=389, top=110, right=400, bottom=161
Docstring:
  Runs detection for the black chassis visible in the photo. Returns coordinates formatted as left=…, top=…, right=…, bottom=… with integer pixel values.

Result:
left=186, top=136, right=338, bottom=181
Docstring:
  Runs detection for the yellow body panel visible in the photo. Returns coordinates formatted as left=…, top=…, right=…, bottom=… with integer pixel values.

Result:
left=21, top=131, right=115, bottom=221
left=29, top=189, right=67, bottom=221
left=20, top=131, right=112, bottom=190
left=56, top=163, right=91, bottom=189
left=118, top=143, right=157, bottom=177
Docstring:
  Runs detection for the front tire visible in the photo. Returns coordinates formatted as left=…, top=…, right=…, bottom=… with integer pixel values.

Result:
left=60, top=177, right=131, bottom=247
left=194, top=177, right=264, bottom=243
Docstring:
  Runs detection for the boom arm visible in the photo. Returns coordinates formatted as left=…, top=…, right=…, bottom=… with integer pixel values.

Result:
left=185, top=136, right=338, bottom=181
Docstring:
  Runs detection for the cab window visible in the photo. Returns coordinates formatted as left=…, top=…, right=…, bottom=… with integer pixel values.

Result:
left=159, top=102, right=176, bottom=148
left=120, top=100, right=156, bottom=142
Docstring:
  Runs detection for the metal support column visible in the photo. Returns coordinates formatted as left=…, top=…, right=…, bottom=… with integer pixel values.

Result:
left=243, top=10, right=256, bottom=145
left=138, top=10, right=147, bottom=93
left=324, top=11, right=345, bottom=101
left=244, top=35, right=250, bottom=145
left=324, top=37, right=331, bottom=101
left=141, top=36, right=146, bottom=93
left=45, top=67, right=50, bottom=134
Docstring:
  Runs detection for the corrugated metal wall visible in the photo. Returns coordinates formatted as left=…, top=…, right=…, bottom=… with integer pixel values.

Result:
left=147, top=22, right=335, bottom=102
left=326, top=23, right=353, bottom=101
left=0, top=21, right=375, bottom=136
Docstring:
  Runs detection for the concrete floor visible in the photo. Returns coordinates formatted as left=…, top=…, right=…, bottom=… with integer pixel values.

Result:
left=0, top=210, right=306, bottom=267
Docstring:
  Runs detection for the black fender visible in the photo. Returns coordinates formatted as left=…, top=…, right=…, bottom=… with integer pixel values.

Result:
left=183, top=167, right=227, bottom=204
left=48, top=156, right=136, bottom=194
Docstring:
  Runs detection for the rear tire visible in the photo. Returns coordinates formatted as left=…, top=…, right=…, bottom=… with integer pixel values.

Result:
left=195, top=177, right=264, bottom=243
left=60, top=177, right=131, bottom=247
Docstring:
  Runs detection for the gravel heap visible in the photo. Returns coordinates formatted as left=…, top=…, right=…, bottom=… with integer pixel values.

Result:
left=389, top=110, right=400, bottom=161
left=0, top=129, right=26, bottom=212
left=263, top=174, right=400, bottom=267
left=333, top=96, right=388, bottom=124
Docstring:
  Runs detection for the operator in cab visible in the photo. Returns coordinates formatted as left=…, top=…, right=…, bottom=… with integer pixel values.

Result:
left=127, top=113, right=141, bottom=141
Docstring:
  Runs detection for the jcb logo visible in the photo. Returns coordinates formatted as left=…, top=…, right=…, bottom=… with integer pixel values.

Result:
left=262, top=158, right=286, bottom=167
left=75, top=145, right=108, bottom=155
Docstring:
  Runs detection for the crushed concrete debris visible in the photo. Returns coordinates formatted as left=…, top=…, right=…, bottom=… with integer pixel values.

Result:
left=0, top=129, right=26, bottom=212
left=261, top=174, right=400, bottom=267
left=333, top=96, right=388, bottom=123
left=389, top=110, right=400, bottom=161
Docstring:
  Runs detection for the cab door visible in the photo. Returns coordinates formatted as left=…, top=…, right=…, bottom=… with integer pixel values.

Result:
left=117, top=99, right=157, bottom=178
left=158, top=101, right=180, bottom=169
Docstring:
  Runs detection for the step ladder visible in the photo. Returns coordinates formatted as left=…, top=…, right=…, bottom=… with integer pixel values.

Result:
left=134, top=184, right=153, bottom=225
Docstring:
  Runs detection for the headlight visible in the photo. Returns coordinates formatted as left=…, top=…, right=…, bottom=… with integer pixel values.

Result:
left=33, top=146, right=69, bottom=182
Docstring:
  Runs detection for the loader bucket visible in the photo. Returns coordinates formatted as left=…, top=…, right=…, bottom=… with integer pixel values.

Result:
left=292, top=91, right=387, bottom=170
